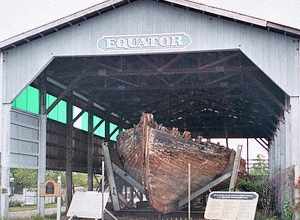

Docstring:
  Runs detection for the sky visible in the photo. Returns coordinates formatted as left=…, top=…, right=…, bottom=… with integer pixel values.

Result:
left=0, top=0, right=286, bottom=160
left=0, top=0, right=299, bottom=42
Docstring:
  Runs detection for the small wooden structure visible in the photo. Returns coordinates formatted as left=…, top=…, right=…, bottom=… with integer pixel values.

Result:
left=40, top=180, right=61, bottom=197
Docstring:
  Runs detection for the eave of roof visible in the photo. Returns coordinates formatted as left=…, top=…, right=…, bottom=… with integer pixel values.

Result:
left=0, top=0, right=300, bottom=50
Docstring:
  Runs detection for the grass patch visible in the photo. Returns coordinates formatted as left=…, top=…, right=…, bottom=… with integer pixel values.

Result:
left=9, top=203, right=56, bottom=212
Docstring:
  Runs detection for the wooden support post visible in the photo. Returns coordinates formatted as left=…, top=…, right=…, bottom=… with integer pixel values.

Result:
left=112, top=163, right=145, bottom=193
left=0, top=52, right=10, bottom=219
left=229, top=145, right=242, bottom=191
left=188, top=163, right=191, bottom=220
left=118, top=194, right=129, bottom=208
left=56, top=176, right=62, bottom=220
left=66, top=101, right=73, bottom=209
left=226, top=137, right=229, bottom=148
left=178, top=146, right=242, bottom=208
left=87, top=111, right=94, bottom=191
left=138, top=191, right=143, bottom=202
left=105, top=121, right=110, bottom=142
left=295, top=165, right=300, bottom=220
left=37, top=79, right=47, bottom=217
left=0, top=103, right=11, bottom=219
left=247, top=138, right=250, bottom=173
left=101, top=160, right=105, bottom=220
left=103, top=142, right=120, bottom=211
left=104, top=208, right=119, bottom=220
left=125, top=185, right=128, bottom=202
left=129, top=187, right=134, bottom=206
left=122, top=185, right=126, bottom=201
left=178, top=171, right=232, bottom=208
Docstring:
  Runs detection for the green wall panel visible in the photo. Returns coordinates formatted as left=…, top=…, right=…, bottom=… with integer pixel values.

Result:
left=12, top=86, right=39, bottom=114
left=93, top=116, right=105, bottom=138
left=13, top=86, right=121, bottom=138
left=110, top=123, right=119, bottom=141
left=73, top=106, right=88, bottom=131
left=81, top=112, right=88, bottom=132
left=46, top=94, right=67, bottom=123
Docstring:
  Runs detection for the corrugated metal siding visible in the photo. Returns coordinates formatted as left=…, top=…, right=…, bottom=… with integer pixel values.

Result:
left=9, top=109, right=106, bottom=172
left=10, top=110, right=40, bottom=169
left=2, top=0, right=299, bottom=103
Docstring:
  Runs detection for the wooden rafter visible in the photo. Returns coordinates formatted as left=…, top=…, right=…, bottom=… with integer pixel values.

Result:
left=70, top=109, right=85, bottom=125
left=92, top=118, right=105, bottom=133
left=255, top=138, right=269, bottom=151
left=46, top=76, right=130, bottom=128
left=246, top=74, right=285, bottom=111
left=100, top=65, right=256, bottom=77
left=46, top=73, right=87, bottom=114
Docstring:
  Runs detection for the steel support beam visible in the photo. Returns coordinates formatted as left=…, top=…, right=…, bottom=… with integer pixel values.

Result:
left=37, top=79, right=47, bottom=217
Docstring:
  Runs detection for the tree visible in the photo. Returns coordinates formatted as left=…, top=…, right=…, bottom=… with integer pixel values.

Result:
left=11, top=169, right=92, bottom=191
left=11, top=168, right=37, bottom=189
left=46, top=170, right=66, bottom=188
left=250, top=154, right=268, bottom=176
left=72, top=172, right=88, bottom=188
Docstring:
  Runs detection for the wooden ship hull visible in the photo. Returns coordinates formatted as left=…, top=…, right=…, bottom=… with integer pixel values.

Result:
left=117, top=113, right=235, bottom=213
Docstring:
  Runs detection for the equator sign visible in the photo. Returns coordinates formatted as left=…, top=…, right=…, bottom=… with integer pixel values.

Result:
left=97, top=33, right=191, bottom=51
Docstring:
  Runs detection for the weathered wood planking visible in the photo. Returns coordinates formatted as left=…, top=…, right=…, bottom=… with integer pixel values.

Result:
left=117, top=113, right=235, bottom=213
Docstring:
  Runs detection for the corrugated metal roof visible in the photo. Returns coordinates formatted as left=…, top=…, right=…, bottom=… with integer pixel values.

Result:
left=0, top=0, right=299, bottom=50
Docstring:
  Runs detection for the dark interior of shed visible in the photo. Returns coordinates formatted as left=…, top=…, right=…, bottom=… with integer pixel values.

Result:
left=33, top=49, right=287, bottom=140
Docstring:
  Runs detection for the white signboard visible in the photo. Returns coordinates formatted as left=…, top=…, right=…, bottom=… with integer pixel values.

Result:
left=97, top=33, right=191, bottom=51
left=67, top=191, right=110, bottom=219
left=205, top=191, right=259, bottom=220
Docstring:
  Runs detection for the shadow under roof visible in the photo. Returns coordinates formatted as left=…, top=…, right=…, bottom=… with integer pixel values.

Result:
left=34, top=49, right=288, bottom=139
